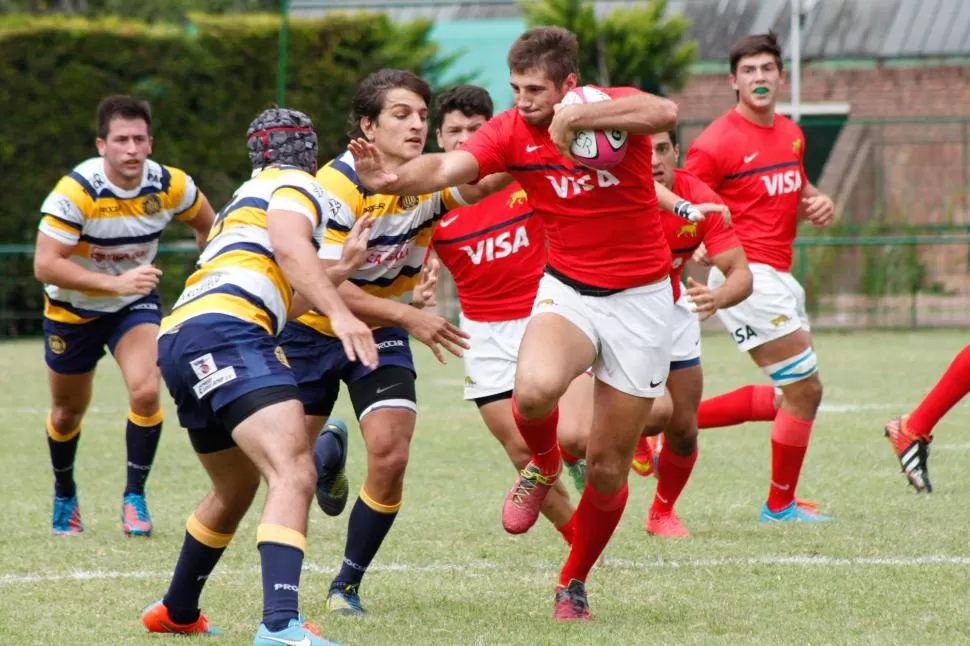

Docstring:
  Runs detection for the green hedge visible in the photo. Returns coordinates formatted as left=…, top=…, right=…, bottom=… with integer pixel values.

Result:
left=0, top=13, right=449, bottom=335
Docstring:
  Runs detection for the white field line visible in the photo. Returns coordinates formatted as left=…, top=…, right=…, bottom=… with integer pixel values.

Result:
left=3, top=555, right=970, bottom=586
left=817, top=403, right=896, bottom=413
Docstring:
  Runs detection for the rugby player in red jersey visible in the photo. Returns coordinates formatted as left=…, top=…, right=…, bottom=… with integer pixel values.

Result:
left=347, top=26, right=725, bottom=620
left=429, top=84, right=590, bottom=544
left=684, top=32, right=836, bottom=522
left=631, top=129, right=752, bottom=538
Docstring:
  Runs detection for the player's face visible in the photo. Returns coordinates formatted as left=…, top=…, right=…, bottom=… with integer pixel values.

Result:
left=96, top=117, right=152, bottom=187
left=362, top=88, right=429, bottom=164
left=510, top=68, right=576, bottom=127
left=651, top=132, right=680, bottom=190
left=436, top=111, right=488, bottom=152
left=730, top=53, right=782, bottom=113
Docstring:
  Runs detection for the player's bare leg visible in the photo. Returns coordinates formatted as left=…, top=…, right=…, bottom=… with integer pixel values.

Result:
left=646, top=365, right=702, bottom=538
left=47, top=369, right=94, bottom=535
left=557, top=372, right=594, bottom=493
left=143, top=446, right=260, bottom=634
left=556, top=379, right=655, bottom=620
left=503, top=313, right=595, bottom=535
left=113, top=322, right=164, bottom=536
left=749, top=329, right=829, bottom=522
left=479, top=399, right=576, bottom=542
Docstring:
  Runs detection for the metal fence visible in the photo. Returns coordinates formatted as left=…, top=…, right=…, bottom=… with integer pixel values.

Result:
left=4, top=116, right=970, bottom=337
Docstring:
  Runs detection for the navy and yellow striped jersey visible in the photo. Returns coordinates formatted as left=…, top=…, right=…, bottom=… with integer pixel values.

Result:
left=38, top=157, right=202, bottom=323
left=159, top=166, right=328, bottom=338
left=295, top=151, right=466, bottom=336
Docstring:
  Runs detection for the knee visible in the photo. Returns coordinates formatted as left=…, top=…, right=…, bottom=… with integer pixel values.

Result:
left=128, top=379, right=161, bottom=415
left=514, top=371, right=564, bottom=419
left=369, top=439, right=411, bottom=480
left=664, top=412, right=698, bottom=454
left=585, top=452, right=629, bottom=491
left=784, top=375, right=823, bottom=412
left=270, top=451, right=317, bottom=498
left=49, top=406, right=84, bottom=435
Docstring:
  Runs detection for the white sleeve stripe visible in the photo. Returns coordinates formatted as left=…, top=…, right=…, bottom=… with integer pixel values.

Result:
left=449, top=187, right=469, bottom=207
left=269, top=198, right=317, bottom=226
left=38, top=225, right=79, bottom=246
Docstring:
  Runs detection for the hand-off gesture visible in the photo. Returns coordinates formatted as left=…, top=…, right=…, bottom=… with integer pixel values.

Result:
left=113, top=265, right=162, bottom=296
left=347, top=138, right=398, bottom=194
left=685, top=276, right=719, bottom=321
left=329, top=308, right=379, bottom=370
left=411, top=258, right=439, bottom=309
left=403, top=307, right=470, bottom=365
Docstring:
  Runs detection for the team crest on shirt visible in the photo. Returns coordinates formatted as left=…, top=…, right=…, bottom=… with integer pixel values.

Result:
left=142, top=193, right=162, bottom=215
left=274, top=346, right=291, bottom=368
left=48, top=335, right=67, bottom=355
left=399, top=195, right=419, bottom=210
left=792, top=139, right=802, bottom=155
left=507, top=189, right=527, bottom=208
left=677, top=223, right=698, bottom=238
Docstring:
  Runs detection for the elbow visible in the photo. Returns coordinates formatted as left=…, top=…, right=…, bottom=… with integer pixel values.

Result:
left=659, top=99, right=679, bottom=131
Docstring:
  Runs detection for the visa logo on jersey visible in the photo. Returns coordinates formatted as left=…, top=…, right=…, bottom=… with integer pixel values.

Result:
left=546, top=170, right=620, bottom=199
left=761, top=170, right=803, bottom=197
left=461, top=226, right=530, bottom=265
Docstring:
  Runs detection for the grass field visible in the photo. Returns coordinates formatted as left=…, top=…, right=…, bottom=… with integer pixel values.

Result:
left=2, top=330, right=970, bottom=645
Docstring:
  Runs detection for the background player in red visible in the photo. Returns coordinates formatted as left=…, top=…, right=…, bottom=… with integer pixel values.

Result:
left=684, top=32, right=836, bottom=523
left=430, top=84, right=589, bottom=543
left=631, top=129, right=752, bottom=538
left=347, top=26, right=724, bottom=620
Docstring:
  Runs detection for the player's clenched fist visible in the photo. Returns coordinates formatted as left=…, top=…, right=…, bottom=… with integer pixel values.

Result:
left=113, top=265, right=162, bottom=296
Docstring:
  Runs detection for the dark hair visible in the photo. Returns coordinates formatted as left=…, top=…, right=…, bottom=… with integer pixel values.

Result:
left=435, top=85, right=494, bottom=123
left=507, top=26, right=579, bottom=86
left=96, top=95, right=152, bottom=139
left=729, top=31, right=784, bottom=75
left=349, top=69, right=432, bottom=139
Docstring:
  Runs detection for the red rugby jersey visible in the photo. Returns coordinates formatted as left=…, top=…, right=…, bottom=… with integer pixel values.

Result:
left=432, top=182, right=544, bottom=321
left=461, top=86, right=671, bottom=290
left=663, top=169, right=739, bottom=301
left=684, top=109, right=807, bottom=271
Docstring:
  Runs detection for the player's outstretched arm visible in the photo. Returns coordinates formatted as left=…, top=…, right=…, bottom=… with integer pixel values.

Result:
left=654, top=181, right=711, bottom=223
left=556, top=92, right=678, bottom=136
left=34, top=233, right=161, bottom=296
left=269, top=209, right=377, bottom=368
left=348, top=138, right=481, bottom=196
left=457, top=172, right=514, bottom=204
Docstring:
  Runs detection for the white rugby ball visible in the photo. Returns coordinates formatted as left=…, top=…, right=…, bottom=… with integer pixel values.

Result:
left=560, top=86, right=628, bottom=169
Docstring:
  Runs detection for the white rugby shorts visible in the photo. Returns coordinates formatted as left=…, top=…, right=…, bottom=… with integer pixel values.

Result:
left=460, top=314, right=528, bottom=401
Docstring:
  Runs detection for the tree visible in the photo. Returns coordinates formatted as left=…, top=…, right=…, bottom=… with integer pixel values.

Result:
left=0, top=0, right=281, bottom=20
left=519, top=0, right=696, bottom=93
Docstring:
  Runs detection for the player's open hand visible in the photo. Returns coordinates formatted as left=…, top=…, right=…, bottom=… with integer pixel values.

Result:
left=402, top=307, right=470, bottom=364
left=338, top=213, right=375, bottom=272
left=347, top=138, right=398, bottom=193
left=691, top=242, right=712, bottom=266
left=801, top=194, right=835, bottom=228
left=548, top=104, right=578, bottom=162
left=113, top=265, right=162, bottom=296
left=686, top=276, right=718, bottom=321
left=329, top=308, right=378, bottom=369
left=411, top=258, right=439, bottom=309
left=696, top=202, right=731, bottom=226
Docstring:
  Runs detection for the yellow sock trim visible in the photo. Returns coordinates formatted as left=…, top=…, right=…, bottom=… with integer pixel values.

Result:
left=46, top=414, right=80, bottom=441
left=128, top=408, right=164, bottom=427
left=359, top=487, right=402, bottom=514
left=186, top=512, right=233, bottom=549
left=256, top=523, right=307, bottom=552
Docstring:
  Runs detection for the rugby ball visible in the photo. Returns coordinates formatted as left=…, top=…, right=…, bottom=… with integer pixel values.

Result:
left=560, top=86, right=628, bottom=169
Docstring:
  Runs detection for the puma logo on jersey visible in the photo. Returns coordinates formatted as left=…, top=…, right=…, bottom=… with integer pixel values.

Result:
left=676, top=223, right=698, bottom=238
left=546, top=170, right=620, bottom=199
left=460, top=226, right=530, bottom=265
left=761, top=170, right=803, bottom=197
left=507, top=189, right=528, bottom=208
